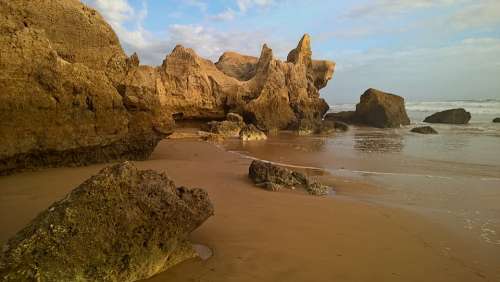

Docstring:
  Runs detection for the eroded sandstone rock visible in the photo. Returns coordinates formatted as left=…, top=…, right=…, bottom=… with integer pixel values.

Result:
left=0, top=162, right=213, bottom=282
left=0, top=0, right=173, bottom=175
left=424, top=108, right=471, bottom=124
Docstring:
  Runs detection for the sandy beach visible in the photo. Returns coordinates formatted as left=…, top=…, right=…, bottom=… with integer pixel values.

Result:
left=0, top=138, right=495, bottom=282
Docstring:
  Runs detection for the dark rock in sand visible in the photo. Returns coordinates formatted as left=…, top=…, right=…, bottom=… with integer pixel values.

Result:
left=424, top=108, right=471, bottom=124
left=493, top=118, right=500, bottom=123
left=354, top=88, right=410, bottom=128
left=411, top=126, right=438, bottom=134
left=248, top=160, right=330, bottom=196
left=0, top=162, right=213, bottom=282
left=0, top=0, right=173, bottom=175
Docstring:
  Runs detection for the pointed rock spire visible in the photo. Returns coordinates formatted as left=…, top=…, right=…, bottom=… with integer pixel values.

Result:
left=287, top=34, right=312, bottom=67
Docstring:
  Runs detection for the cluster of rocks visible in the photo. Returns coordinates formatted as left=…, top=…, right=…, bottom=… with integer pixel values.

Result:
left=248, top=160, right=330, bottom=196
left=0, top=162, right=214, bottom=281
left=200, top=113, right=267, bottom=142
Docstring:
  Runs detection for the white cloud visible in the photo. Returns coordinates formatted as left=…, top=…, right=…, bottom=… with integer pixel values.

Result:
left=450, top=0, right=500, bottom=30
left=210, top=8, right=237, bottom=21
left=236, top=0, right=275, bottom=12
left=343, top=0, right=458, bottom=18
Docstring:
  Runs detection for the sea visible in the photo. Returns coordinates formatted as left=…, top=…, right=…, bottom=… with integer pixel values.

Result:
left=223, top=99, right=500, bottom=276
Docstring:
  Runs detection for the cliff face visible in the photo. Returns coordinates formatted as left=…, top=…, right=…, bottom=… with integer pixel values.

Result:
left=0, top=0, right=173, bottom=174
left=122, top=34, right=336, bottom=131
left=0, top=0, right=335, bottom=174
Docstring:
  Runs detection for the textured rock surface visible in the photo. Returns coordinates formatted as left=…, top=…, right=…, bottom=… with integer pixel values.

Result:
left=240, top=124, right=267, bottom=141
left=203, top=121, right=243, bottom=138
left=411, top=126, right=438, bottom=134
left=424, top=108, right=471, bottom=124
left=248, top=160, right=330, bottom=196
left=132, top=34, right=335, bottom=131
left=0, top=0, right=173, bottom=174
left=326, top=89, right=410, bottom=128
left=0, top=162, right=213, bottom=281
left=354, top=89, right=410, bottom=128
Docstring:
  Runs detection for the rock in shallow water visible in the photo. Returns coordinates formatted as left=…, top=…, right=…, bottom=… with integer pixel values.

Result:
left=240, top=124, right=268, bottom=141
left=424, top=108, right=471, bottom=124
left=248, top=160, right=330, bottom=196
left=0, top=162, right=213, bottom=282
left=411, top=126, right=438, bottom=134
left=493, top=118, right=500, bottom=123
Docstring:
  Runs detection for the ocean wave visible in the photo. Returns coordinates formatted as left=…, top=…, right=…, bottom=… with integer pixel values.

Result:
left=331, top=100, right=500, bottom=116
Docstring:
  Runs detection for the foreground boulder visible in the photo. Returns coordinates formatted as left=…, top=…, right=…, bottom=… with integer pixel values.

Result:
left=493, top=118, right=500, bottom=123
left=411, top=126, right=438, bottom=134
left=0, top=162, right=213, bottom=281
left=0, top=0, right=173, bottom=175
left=248, top=160, right=330, bottom=196
left=424, top=108, right=471, bottom=124
left=325, top=89, right=410, bottom=128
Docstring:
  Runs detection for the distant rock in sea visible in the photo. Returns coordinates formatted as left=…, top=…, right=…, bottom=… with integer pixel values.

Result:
left=493, top=118, right=500, bottom=123
left=411, top=126, right=438, bottom=134
left=325, top=88, right=410, bottom=128
left=424, top=108, right=471, bottom=124
left=0, top=162, right=213, bottom=282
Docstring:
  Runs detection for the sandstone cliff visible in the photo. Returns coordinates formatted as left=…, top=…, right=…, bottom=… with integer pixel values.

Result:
left=123, top=34, right=336, bottom=131
left=0, top=0, right=173, bottom=174
left=0, top=0, right=335, bottom=174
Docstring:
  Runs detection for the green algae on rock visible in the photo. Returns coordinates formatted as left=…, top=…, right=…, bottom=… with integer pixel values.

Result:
left=0, top=162, right=213, bottom=282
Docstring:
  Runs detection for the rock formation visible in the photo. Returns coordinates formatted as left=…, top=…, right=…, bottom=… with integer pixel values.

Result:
left=0, top=0, right=336, bottom=174
left=131, top=34, right=335, bottom=131
left=494, top=118, right=500, bottom=123
left=325, top=89, right=410, bottom=128
left=411, top=126, right=438, bottom=134
left=0, top=162, right=214, bottom=281
left=424, top=108, right=471, bottom=124
left=248, top=160, right=330, bottom=196
left=0, top=0, right=173, bottom=175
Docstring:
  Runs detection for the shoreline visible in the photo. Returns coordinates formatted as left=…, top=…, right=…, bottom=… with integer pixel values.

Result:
left=0, top=139, right=495, bottom=281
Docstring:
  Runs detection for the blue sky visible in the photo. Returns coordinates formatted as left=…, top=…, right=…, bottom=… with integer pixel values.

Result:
left=84, top=0, right=500, bottom=104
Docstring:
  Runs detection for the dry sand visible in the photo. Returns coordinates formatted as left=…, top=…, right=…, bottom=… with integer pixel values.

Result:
left=0, top=139, right=493, bottom=282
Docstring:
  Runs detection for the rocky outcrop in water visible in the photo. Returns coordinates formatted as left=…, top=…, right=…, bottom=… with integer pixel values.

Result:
left=424, top=108, right=471, bottom=124
left=0, top=162, right=213, bottom=281
left=248, top=160, right=330, bottom=196
left=325, top=89, right=410, bottom=128
left=354, top=89, right=410, bottom=128
left=0, top=0, right=173, bottom=175
left=494, top=118, right=500, bottom=123
left=411, top=126, right=438, bottom=134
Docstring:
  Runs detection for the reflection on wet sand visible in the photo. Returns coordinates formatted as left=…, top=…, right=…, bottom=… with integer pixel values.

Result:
left=353, top=131, right=404, bottom=153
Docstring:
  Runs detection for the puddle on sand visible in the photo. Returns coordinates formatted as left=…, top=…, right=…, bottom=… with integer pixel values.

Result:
left=192, top=244, right=213, bottom=260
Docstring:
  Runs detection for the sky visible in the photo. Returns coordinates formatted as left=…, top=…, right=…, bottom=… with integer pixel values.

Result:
left=83, top=0, right=500, bottom=104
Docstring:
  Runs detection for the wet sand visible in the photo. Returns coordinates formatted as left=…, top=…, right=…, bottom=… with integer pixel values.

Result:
left=0, top=139, right=494, bottom=281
